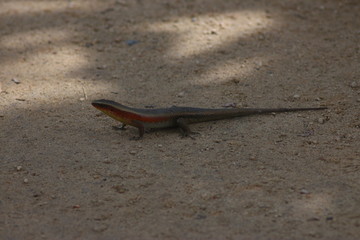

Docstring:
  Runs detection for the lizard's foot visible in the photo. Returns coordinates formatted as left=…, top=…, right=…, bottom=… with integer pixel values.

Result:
left=112, top=124, right=126, bottom=131
left=129, top=136, right=142, bottom=141
left=181, top=131, right=200, bottom=139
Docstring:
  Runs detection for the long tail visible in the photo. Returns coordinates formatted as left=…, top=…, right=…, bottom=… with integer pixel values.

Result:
left=185, top=106, right=327, bottom=123
left=233, top=107, right=327, bottom=116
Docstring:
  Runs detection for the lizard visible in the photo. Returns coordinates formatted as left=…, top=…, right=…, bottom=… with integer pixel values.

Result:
left=92, top=99, right=327, bottom=139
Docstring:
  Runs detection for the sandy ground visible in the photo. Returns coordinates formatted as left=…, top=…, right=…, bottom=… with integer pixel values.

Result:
left=0, top=0, right=359, bottom=239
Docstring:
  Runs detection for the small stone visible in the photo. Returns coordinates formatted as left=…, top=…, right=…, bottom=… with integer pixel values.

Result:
left=11, top=78, right=21, bottom=84
left=222, top=102, right=237, bottom=108
left=97, top=65, right=107, bottom=70
left=16, top=166, right=22, bottom=171
left=126, top=40, right=139, bottom=46
left=318, top=117, right=325, bottom=124
left=23, top=178, right=29, bottom=183
left=129, top=150, right=137, bottom=155
left=249, top=156, right=257, bottom=161
left=300, top=189, right=309, bottom=194
left=112, top=185, right=128, bottom=194
left=79, top=97, right=85, bottom=101
left=114, top=38, right=122, bottom=43
left=177, top=92, right=185, bottom=98
left=350, top=82, right=357, bottom=88
left=293, top=94, right=300, bottom=99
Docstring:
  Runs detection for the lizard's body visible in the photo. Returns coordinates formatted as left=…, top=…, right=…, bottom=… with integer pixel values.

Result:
left=92, top=99, right=327, bottom=138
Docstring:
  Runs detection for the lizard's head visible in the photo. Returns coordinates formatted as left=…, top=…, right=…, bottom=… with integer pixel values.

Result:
left=92, top=99, right=133, bottom=125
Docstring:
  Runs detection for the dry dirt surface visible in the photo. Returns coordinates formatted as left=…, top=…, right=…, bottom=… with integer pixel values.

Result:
left=1, top=0, right=359, bottom=239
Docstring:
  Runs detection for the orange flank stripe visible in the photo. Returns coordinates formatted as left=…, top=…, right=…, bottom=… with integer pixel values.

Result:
left=113, top=108, right=169, bottom=122
left=95, top=104, right=169, bottom=123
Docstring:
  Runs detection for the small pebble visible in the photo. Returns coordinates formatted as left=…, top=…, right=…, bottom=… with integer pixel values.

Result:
left=11, top=78, right=21, bottom=84
left=126, top=40, right=139, bottom=46
left=318, top=117, right=325, bottom=124
left=23, top=178, right=29, bottom=183
left=16, top=166, right=22, bottom=171
left=293, top=94, right=300, bottom=99
left=114, top=38, right=122, bottom=43
left=300, top=189, right=309, bottom=194
left=177, top=92, right=185, bottom=98
left=129, top=150, right=137, bottom=155
left=222, top=102, right=237, bottom=108
left=97, top=65, right=107, bottom=70
left=79, top=97, right=85, bottom=101
left=350, top=82, right=357, bottom=88
left=112, top=185, right=128, bottom=194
